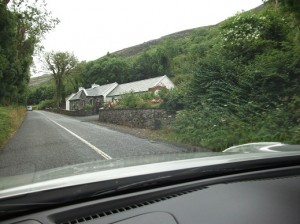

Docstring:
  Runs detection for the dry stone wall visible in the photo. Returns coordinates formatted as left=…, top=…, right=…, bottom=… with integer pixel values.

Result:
left=44, top=108, right=96, bottom=116
left=99, top=109, right=175, bottom=130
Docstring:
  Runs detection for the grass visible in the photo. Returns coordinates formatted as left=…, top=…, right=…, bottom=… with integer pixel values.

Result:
left=0, top=106, right=26, bottom=150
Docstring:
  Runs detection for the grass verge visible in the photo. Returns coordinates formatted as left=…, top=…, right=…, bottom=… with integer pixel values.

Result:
left=0, top=106, right=26, bottom=150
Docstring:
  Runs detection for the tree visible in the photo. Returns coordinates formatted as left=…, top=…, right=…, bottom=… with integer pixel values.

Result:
left=132, top=49, right=170, bottom=80
left=64, top=61, right=87, bottom=93
left=44, top=51, right=78, bottom=107
left=82, top=55, right=131, bottom=86
left=220, top=10, right=289, bottom=62
left=27, top=85, right=55, bottom=105
left=0, top=0, right=59, bottom=105
left=264, top=0, right=300, bottom=22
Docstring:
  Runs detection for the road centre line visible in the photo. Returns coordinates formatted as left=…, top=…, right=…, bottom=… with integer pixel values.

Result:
left=46, top=117, right=112, bottom=160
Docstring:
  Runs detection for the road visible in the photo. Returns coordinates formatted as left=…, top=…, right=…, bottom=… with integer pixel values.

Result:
left=0, top=111, right=186, bottom=176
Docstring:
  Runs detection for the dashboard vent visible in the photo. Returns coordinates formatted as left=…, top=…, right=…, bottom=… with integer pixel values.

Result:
left=59, top=188, right=203, bottom=224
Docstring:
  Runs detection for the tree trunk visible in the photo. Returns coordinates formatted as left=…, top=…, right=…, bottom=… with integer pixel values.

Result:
left=55, top=77, right=62, bottom=108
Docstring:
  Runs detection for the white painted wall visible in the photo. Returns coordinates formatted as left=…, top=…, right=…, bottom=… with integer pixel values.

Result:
left=103, top=83, right=118, bottom=102
left=65, top=94, right=75, bottom=110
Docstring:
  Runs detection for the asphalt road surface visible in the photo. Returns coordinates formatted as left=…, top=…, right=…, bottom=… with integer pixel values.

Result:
left=0, top=111, right=186, bottom=176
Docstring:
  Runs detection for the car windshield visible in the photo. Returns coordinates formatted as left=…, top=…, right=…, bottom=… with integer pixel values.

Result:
left=0, top=0, right=299, bottom=206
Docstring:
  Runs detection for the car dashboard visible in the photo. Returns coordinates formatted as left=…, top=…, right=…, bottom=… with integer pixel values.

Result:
left=2, top=164, right=300, bottom=224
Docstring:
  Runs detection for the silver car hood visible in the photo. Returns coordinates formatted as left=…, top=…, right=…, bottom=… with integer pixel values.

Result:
left=1, top=150, right=300, bottom=199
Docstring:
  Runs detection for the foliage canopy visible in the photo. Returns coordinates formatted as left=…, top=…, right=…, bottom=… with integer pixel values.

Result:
left=0, top=0, right=58, bottom=105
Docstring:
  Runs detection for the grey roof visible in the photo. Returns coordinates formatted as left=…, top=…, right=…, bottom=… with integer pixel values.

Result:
left=66, top=93, right=76, bottom=101
left=69, top=90, right=83, bottom=101
left=69, top=83, right=117, bottom=101
left=85, top=82, right=117, bottom=96
left=69, top=76, right=173, bottom=101
left=107, top=76, right=165, bottom=96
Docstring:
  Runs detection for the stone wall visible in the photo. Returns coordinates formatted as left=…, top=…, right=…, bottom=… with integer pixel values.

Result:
left=98, top=109, right=175, bottom=130
left=44, top=108, right=97, bottom=116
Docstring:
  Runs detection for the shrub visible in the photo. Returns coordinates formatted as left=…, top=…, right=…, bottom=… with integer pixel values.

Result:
left=84, top=102, right=94, bottom=110
left=114, top=92, right=162, bottom=109
left=159, top=87, right=186, bottom=112
left=37, top=99, right=56, bottom=110
left=173, top=103, right=300, bottom=151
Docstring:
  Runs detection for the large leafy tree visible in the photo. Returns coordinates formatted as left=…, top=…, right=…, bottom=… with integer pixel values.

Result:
left=132, top=48, right=170, bottom=80
left=65, top=61, right=87, bottom=93
left=220, top=10, right=289, bottom=62
left=265, top=0, right=300, bottom=22
left=44, top=51, right=78, bottom=107
left=83, top=55, right=131, bottom=86
left=27, top=85, right=55, bottom=105
left=190, top=8, right=296, bottom=111
left=0, top=0, right=59, bottom=105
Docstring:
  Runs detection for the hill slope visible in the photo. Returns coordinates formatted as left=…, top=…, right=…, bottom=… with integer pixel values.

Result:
left=29, top=74, right=52, bottom=87
left=114, top=26, right=213, bottom=57
left=112, top=5, right=265, bottom=58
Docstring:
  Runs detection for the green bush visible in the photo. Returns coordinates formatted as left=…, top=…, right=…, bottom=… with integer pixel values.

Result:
left=159, top=85, right=187, bottom=112
left=37, top=99, right=56, bottom=110
left=168, top=5, right=300, bottom=151
left=173, top=104, right=300, bottom=151
left=115, top=92, right=162, bottom=109
left=84, top=102, right=94, bottom=110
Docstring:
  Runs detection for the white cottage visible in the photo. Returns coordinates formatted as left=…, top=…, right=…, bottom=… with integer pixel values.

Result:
left=67, top=75, right=175, bottom=110
left=106, top=75, right=174, bottom=102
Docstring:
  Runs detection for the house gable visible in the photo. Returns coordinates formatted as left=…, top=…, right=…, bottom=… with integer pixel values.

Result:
left=154, top=75, right=175, bottom=90
left=69, top=90, right=83, bottom=101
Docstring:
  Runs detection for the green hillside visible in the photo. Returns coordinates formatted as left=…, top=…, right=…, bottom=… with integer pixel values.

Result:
left=29, top=74, right=52, bottom=86
left=113, top=26, right=211, bottom=57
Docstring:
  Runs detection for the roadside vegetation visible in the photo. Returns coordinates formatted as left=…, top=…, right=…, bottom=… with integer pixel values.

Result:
left=108, top=92, right=162, bottom=109
left=168, top=3, right=300, bottom=150
left=0, top=106, right=26, bottom=149
left=0, top=0, right=58, bottom=105
left=0, top=0, right=58, bottom=147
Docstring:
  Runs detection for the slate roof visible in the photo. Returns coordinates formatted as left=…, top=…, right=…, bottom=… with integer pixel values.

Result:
left=69, top=83, right=118, bottom=101
left=85, top=82, right=117, bottom=96
left=66, top=93, right=76, bottom=101
left=107, top=76, right=166, bottom=96
left=69, top=90, right=83, bottom=101
left=68, top=76, right=173, bottom=101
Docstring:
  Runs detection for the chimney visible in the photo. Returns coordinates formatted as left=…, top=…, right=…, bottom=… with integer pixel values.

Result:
left=92, top=83, right=100, bottom=88
left=79, top=87, right=84, bottom=91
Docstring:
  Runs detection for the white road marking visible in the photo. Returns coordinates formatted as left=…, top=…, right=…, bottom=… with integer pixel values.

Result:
left=47, top=117, right=112, bottom=160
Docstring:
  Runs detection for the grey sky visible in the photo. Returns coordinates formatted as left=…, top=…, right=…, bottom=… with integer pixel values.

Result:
left=34, top=0, right=263, bottom=75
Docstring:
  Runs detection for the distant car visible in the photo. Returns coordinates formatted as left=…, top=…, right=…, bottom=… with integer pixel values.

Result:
left=26, top=106, right=33, bottom=111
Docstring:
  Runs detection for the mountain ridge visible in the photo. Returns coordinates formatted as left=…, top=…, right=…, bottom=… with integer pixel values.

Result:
left=113, top=25, right=214, bottom=57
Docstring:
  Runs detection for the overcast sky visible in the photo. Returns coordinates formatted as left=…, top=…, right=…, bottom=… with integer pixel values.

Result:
left=34, top=0, right=263, bottom=76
